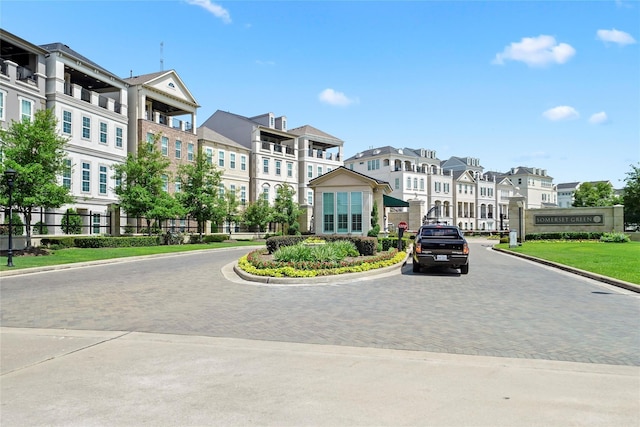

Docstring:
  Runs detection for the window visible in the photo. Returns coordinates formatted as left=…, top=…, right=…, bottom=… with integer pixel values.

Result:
left=218, top=150, right=225, bottom=167
left=63, top=159, right=72, bottom=189
left=175, top=140, right=182, bottom=159
left=92, top=214, right=101, bottom=234
left=115, top=127, right=123, bottom=148
left=82, top=116, right=91, bottom=139
left=240, top=186, right=247, bottom=205
left=240, top=155, right=246, bottom=171
left=337, top=192, right=348, bottom=233
left=307, top=165, right=313, bottom=178
left=99, top=165, right=107, bottom=194
left=317, top=166, right=323, bottom=177
left=351, top=192, right=363, bottom=232
left=175, top=180, right=181, bottom=193
left=287, top=162, right=293, bottom=177
left=323, top=193, right=335, bottom=233
left=0, top=91, right=5, bottom=121
left=367, top=159, right=380, bottom=170
left=218, top=184, right=225, bottom=197
left=307, top=190, right=313, bottom=205
left=20, top=98, right=34, bottom=122
left=82, top=162, right=90, bottom=192
left=262, top=185, right=269, bottom=201
left=407, top=177, right=411, bottom=189
left=187, top=143, right=194, bottom=161
left=146, top=132, right=155, bottom=144
left=413, top=178, right=418, bottom=189
left=161, top=175, right=168, bottom=192
left=395, top=178, right=400, bottom=190
left=99, top=122, right=108, bottom=144
left=263, top=158, right=269, bottom=174
left=444, top=183, right=450, bottom=193
left=161, top=136, right=169, bottom=156
left=230, top=153, right=236, bottom=169
left=62, top=110, right=72, bottom=134
left=230, top=184, right=236, bottom=195
left=420, top=179, right=425, bottom=191
left=205, top=147, right=213, bottom=165
left=275, top=160, right=281, bottom=175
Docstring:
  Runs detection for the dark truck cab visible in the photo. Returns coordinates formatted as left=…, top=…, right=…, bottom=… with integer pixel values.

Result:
left=412, top=224, right=469, bottom=274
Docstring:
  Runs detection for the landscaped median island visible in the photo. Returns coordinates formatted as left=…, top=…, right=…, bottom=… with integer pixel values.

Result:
left=237, top=236, right=408, bottom=278
left=494, top=232, right=640, bottom=285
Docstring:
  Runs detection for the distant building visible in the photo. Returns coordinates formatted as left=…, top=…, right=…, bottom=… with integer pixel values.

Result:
left=501, top=166, right=557, bottom=208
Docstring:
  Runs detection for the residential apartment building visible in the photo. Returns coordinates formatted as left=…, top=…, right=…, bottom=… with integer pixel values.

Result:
left=197, top=126, right=250, bottom=206
left=288, top=125, right=344, bottom=230
left=124, top=70, right=199, bottom=192
left=201, top=111, right=299, bottom=206
left=0, top=29, right=47, bottom=129
left=557, top=182, right=581, bottom=208
left=502, top=166, right=557, bottom=208
left=40, top=42, right=128, bottom=235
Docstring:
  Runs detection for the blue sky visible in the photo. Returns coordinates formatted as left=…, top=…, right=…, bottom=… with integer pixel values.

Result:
left=2, top=0, right=639, bottom=186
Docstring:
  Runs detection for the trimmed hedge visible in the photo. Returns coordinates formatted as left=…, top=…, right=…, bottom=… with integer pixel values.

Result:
left=266, top=235, right=378, bottom=256
left=189, top=233, right=230, bottom=244
left=525, top=232, right=605, bottom=241
left=40, top=237, right=76, bottom=248
left=73, top=236, right=160, bottom=248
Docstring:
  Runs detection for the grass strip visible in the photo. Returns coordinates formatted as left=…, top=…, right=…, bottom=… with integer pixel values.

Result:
left=496, top=241, right=640, bottom=284
left=0, top=241, right=262, bottom=272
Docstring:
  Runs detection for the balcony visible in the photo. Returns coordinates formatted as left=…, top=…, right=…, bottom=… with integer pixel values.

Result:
left=63, top=82, right=126, bottom=115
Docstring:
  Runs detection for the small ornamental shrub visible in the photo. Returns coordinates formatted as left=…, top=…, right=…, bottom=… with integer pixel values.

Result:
left=33, top=221, right=48, bottom=235
left=61, top=208, right=82, bottom=234
left=1, top=213, right=24, bottom=235
left=599, top=232, right=630, bottom=243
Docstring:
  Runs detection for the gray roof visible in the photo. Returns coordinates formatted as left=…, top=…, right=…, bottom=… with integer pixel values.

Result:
left=557, top=182, right=581, bottom=190
left=197, top=126, right=248, bottom=151
left=39, top=42, right=120, bottom=81
left=122, top=70, right=167, bottom=85
left=288, top=125, right=342, bottom=142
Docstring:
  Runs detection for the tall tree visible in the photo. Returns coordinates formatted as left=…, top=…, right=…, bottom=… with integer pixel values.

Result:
left=176, top=151, right=223, bottom=242
left=622, top=164, right=640, bottom=227
left=572, top=181, right=621, bottom=207
left=241, top=198, right=272, bottom=233
left=112, top=135, right=179, bottom=235
left=272, top=184, right=301, bottom=235
left=222, top=189, right=241, bottom=235
left=0, top=109, right=74, bottom=247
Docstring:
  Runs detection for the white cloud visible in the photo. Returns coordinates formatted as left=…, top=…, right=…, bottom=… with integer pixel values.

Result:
left=589, top=111, right=609, bottom=125
left=318, top=88, right=358, bottom=107
left=255, top=60, right=275, bottom=66
left=185, top=0, right=231, bottom=24
left=493, top=35, right=576, bottom=67
left=596, top=29, right=636, bottom=45
left=542, top=106, right=580, bottom=121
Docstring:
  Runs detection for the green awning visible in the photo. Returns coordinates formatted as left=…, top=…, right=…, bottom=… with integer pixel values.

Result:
left=383, top=194, right=409, bottom=207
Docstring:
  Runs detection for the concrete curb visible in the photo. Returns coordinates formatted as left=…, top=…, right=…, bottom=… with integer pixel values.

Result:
left=233, top=250, right=411, bottom=285
left=492, top=246, right=640, bottom=293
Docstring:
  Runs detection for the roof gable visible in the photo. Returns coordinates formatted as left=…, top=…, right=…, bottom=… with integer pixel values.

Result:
left=309, top=167, right=392, bottom=193
left=124, top=70, right=199, bottom=107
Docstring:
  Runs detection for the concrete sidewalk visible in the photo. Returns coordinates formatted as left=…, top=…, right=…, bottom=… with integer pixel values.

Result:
left=2, top=327, right=638, bottom=426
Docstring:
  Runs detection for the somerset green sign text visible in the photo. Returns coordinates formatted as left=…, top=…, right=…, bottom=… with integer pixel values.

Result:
left=534, top=215, right=603, bottom=225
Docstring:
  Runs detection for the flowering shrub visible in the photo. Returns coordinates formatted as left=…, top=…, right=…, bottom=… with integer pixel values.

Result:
left=239, top=248, right=407, bottom=277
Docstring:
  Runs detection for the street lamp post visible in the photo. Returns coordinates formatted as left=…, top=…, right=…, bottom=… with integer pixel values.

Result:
left=4, top=169, right=17, bottom=267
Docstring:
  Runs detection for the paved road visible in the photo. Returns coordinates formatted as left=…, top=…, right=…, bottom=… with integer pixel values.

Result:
left=2, top=240, right=638, bottom=366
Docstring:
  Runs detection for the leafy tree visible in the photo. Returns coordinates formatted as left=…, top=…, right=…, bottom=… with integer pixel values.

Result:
left=241, top=198, right=272, bottom=233
left=222, top=189, right=241, bottom=235
left=60, top=208, right=82, bottom=234
left=176, top=151, right=223, bottom=242
left=622, top=163, right=640, bottom=226
left=112, top=135, right=179, bottom=236
left=0, top=109, right=74, bottom=247
left=572, top=181, right=621, bottom=207
left=272, top=184, right=301, bottom=235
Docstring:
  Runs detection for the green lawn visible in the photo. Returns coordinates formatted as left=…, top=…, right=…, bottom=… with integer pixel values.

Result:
left=496, top=240, right=640, bottom=284
left=0, top=241, right=263, bottom=272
